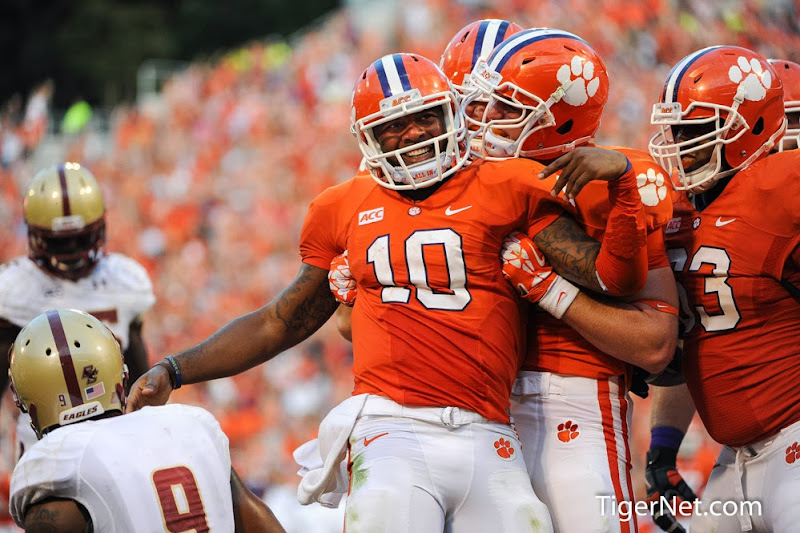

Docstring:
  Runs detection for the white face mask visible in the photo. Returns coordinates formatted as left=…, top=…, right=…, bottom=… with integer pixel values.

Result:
left=356, top=96, right=469, bottom=191
left=481, top=128, right=519, bottom=158
left=387, top=152, right=456, bottom=186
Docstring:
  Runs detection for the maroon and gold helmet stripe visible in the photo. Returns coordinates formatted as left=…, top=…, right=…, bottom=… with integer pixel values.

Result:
left=46, top=310, right=83, bottom=406
left=57, top=163, right=72, bottom=216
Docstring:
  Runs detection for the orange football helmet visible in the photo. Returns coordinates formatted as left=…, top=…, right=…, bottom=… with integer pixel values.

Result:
left=768, top=59, right=800, bottom=151
left=351, top=53, right=468, bottom=190
left=440, top=19, right=522, bottom=152
left=440, top=19, right=523, bottom=95
left=649, top=46, right=786, bottom=193
left=463, top=27, right=609, bottom=161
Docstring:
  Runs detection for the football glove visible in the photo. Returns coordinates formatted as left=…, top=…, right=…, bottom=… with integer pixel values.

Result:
left=645, top=446, right=698, bottom=533
left=328, top=251, right=356, bottom=306
left=501, top=231, right=579, bottom=318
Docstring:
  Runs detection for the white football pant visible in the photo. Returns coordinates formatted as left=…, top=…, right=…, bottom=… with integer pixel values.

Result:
left=345, top=395, right=554, bottom=533
left=511, top=372, right=637, bottom=533
left=691, top=418, right=800, bottom=533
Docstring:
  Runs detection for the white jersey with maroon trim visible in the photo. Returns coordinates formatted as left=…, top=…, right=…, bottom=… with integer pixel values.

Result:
left=10, top=404, right=234, bottom=532
left=0, top=253, right=154, bottom=350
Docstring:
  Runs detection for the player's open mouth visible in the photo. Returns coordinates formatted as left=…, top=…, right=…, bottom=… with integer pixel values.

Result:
left=491, top=128, right=515, bottom=140
left=402, top=146, right=433, bottom=164
left=681, top=155, right=702, bottom=173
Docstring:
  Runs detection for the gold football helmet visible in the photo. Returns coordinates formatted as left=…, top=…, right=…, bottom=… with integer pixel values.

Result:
left=9, top=309, right=127, bottom=438
left=24, top=162, right=106, bottom=280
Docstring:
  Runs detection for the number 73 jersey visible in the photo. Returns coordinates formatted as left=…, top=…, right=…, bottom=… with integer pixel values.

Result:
left=665, top=151, right=800, bottom=447
left=300, top=159, right=565, bottom=423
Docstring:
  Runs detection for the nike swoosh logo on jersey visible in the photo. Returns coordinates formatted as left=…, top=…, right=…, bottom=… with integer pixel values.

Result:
left=364, top=432, right=389, bottom=447
left=445, top=205, right=472, bottom=216
left=715, top=217, right=736, bottom=227
left=656, top=304, right=668, bottom=309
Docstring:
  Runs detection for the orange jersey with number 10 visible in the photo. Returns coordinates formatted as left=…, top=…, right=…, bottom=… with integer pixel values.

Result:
left=300, top=159, right=566, bottom=423
left=666, top=150, right=800, bottom=447
left=524, top=147, right=673, bottom=379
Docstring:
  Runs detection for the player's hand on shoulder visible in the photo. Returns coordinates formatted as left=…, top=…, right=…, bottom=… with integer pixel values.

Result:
left=540, top=146, right=629, bottom=199
left=125, top=363, right=174, bottom=412
left=645, top=446, right=698, bottom=533
left=329, top=251, right=356, bottom=306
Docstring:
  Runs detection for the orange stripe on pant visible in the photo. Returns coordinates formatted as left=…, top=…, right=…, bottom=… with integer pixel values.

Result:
left=618, top=378, right=638, bottom=533
left=598, top=377, right=634, bottom=533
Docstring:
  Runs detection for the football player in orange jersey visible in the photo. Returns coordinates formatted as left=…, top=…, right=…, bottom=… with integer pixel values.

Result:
left=332, top=19, right=525, bottom=341
left=457, top=28, right=679, bottom=532
left=644, top=46, right=799, bottom=533
left=128, top=52, right=651, bottom=533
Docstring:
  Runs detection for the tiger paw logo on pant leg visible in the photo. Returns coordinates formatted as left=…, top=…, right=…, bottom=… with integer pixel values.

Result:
left=557, top=420, right=580, bottom=443
left=785, top=442, right=800, bottom=464
left=494, top=438, right=516, bottom=460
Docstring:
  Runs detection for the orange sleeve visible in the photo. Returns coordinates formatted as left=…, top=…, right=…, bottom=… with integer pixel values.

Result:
left=637, top=156, right=672, bottom=271
left=595, top=162, right=648, bottom=295
left=609, top=145, right=674, bottom=233
left=299, top=188, right=348, bottom=270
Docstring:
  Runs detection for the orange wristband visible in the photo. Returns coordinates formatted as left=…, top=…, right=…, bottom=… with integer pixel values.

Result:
left=637, top=300, right=679, bottom=315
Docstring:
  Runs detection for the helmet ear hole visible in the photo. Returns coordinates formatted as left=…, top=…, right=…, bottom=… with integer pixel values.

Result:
left=556, top=119, right=574, bottom=135
left=752, top=117, right=764, bottom=135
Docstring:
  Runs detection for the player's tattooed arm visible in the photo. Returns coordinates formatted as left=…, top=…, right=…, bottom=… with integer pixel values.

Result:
left=176, top=263, right=338, bottom=384
left=534, top=214, right=605, bottom=293
left=22, top=498, right=90, bottom=533
left=128, top=264, right=338, bottom=410
left=273, top=263, right=340, bottom=340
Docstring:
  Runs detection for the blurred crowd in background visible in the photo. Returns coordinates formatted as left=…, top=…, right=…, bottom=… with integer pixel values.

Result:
left=1, top=0, right=797, bottom=530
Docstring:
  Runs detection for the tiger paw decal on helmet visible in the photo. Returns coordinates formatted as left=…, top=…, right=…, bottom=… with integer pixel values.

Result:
left=557, top=56, right=601, bottom=106
left=728, top=56, right=772, bottom=101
